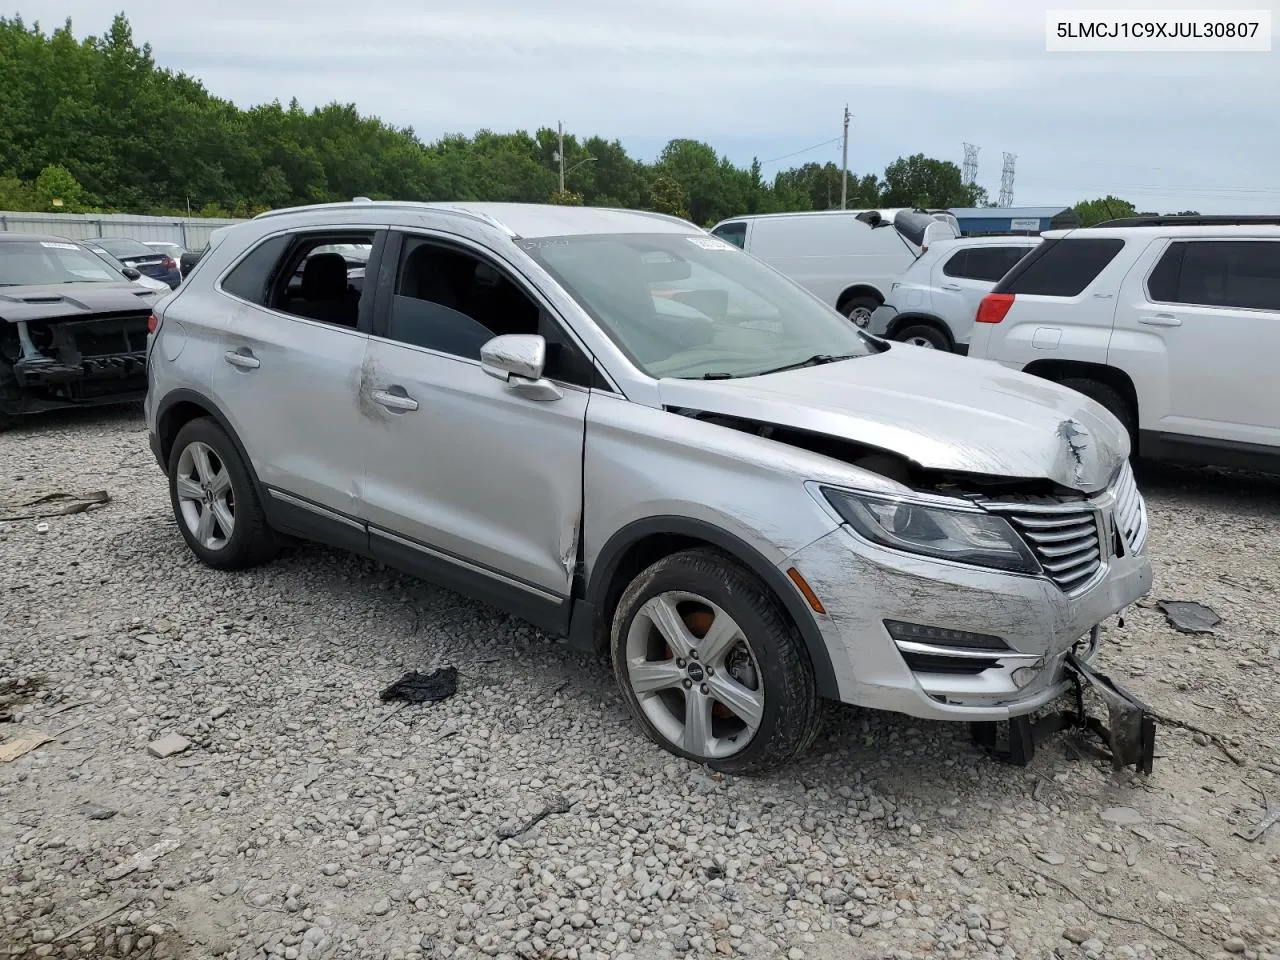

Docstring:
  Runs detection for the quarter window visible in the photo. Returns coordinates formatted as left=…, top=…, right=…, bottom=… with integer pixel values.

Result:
left=942, top=246, right=1032, bottom=283
left=998, top=238, right=1125, bottom=297
left=711, top=222, right=747, bottom=249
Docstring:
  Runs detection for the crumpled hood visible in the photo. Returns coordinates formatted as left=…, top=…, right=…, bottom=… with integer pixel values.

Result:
left=658, top=346, right=1128, bottom=493
left=0, top=282, right=160, bottom=323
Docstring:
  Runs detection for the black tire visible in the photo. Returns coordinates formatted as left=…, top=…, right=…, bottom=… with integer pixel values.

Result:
left=893, top=323, right=951, bottom=351
left=167, top=417, right=279, bottom=570
left=841, top=295, right=880, bottom=326
left=610, top=547, right=821, bottom=774
left=1058, top=378, right=1137, bottom=453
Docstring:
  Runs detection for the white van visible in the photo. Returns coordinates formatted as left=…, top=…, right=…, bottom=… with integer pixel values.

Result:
left=708, top=209, right=961, bottom=324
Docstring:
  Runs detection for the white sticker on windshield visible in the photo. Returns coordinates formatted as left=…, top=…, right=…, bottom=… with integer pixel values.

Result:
left=40, top=241, right=80, bottom=251
left=685, top=236, right=734, bottom=251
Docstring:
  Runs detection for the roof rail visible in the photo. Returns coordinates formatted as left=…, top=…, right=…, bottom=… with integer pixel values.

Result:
left=1090, top=215, right=1280, bottom=228
left=249, top=200, right=516, bottom=236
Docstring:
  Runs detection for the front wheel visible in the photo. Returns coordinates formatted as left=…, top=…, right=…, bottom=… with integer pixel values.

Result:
left=611, top=548, right=821, bottom=774
left=168, top=417, right=280, bottom=570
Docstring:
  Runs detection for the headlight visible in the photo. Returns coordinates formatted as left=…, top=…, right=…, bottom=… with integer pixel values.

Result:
left=822, top=488, right=1039, bottom=574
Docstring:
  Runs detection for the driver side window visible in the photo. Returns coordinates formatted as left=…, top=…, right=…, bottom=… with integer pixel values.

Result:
left=384, top=236, right=597, bottom=388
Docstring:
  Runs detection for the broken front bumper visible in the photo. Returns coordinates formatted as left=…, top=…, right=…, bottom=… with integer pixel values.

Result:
left=1, top=315, right=149, bottom=414
left=784, top=524, right=1153, bottom=723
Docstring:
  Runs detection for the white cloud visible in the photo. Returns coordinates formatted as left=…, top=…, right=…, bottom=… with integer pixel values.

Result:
left=21, top=0, right=1280, bottom=210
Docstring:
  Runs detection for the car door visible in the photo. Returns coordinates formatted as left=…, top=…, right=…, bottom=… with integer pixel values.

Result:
left=358, top=230, right=595, bottom=630
left=212, top=228, right=382, bottom=531
left=1113, top=237, right=1280, bottom=447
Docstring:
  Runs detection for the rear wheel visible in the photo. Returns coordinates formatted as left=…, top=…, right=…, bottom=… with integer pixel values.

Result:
left=168, top=417, right=279, bottom=570
left=841, top=296, right=880, bottom=327
left=893, top=323, right=951, bottom=351
left=1058, top=378, right=1137, bottom=453
left=611, top=548, right=821, bottom=774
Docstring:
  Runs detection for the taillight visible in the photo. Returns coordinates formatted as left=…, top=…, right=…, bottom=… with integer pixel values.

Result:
left=147, top=313, right=159, bottom=334
left=161, top=256, right=177, bottom=270
left=976, top=293, right=1015, bottom=324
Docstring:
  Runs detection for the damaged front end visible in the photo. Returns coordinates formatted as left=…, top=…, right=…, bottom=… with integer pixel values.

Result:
left=0, top=311, right=150, bottom=417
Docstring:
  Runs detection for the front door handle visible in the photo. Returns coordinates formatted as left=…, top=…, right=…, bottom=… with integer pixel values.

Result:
left=1138, top=314, right=1182, bottom=327
left=371, top=388, right=419, bottom=412
left=224, top=350, right=260, bottom=369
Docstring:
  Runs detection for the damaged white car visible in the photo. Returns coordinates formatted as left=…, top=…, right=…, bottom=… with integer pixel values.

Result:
left=145, top=201, right=1154, bottom=772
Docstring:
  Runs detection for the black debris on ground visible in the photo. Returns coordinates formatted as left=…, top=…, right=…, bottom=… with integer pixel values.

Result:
left=1157, top=600, right=1223, bottom=634
left=378, top=666, right=458, bottom=704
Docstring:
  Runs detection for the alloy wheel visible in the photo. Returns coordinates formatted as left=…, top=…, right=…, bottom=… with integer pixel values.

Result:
left=175, top=440, right=235, bottom=550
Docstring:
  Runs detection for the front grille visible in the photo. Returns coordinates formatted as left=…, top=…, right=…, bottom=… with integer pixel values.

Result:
left=1111, top=461, right=1148, bottom=554
left=1006, top=509, right=1102, bottom=593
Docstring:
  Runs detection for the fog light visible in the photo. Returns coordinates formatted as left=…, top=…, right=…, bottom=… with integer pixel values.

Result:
left=884, top=620, right=1009, bottom=651
left=1011, top=666, right=1039, bottom=688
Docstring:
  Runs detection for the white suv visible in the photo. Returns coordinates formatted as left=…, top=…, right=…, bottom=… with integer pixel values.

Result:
left=969, top=217, right=1280, bottom=471
left=866, top=236, right=1040, bottom=352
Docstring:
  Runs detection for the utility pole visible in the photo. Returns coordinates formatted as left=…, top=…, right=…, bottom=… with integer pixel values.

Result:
left=840, top=104, right=851, bottom=210
left=558, top=121, right=565, bottom=194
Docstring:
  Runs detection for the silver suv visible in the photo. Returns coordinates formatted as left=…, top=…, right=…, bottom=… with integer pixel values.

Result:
left=144, top=201, right=1153, bottom=772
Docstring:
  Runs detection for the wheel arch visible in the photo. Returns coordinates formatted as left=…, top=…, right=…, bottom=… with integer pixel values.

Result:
left=886, top=312, right=956, bottom=347
left=155, top=388, right=262, bottom=487
left=582, top=517, right=839, bottom=698
left=835, top=284, right=885, bottom=313
left=1021, top=360, right=1140, bottom=424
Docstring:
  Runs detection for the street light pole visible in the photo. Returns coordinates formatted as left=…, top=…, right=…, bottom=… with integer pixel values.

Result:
left=558, top=121, right=565, bottom=194
left=840, top=104, right=851, bottom=210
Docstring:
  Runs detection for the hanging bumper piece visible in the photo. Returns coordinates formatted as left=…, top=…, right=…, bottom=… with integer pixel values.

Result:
left=970, top=636, right=1157, bottom=773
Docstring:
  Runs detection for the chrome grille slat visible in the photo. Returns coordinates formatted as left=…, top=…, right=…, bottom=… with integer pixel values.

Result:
left=1041, top=547, right=1101, bottom=573
left=1022, top=522, right=1100, bottom=544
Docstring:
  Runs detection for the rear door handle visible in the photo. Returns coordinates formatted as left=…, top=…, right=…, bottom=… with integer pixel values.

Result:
left=940, top=283, right=963, bottom=291
left=371, top=388, right=419, bottom=412
left=224, top=350, right=260, bottom=369
left=1138, top=314, right=1182, bottom=327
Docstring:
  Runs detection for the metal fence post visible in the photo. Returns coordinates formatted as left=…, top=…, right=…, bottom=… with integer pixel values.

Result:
left=179, top=221, right=189, bottom=248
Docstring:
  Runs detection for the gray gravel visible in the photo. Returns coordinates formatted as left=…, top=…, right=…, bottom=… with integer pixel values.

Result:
left=3, top=405, right=1280, bottom=960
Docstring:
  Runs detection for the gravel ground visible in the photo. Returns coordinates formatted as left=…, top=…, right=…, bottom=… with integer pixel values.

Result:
left=2, top=406, right=1279, bottom=960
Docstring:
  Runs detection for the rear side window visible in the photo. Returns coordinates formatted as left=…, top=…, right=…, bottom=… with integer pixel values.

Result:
left=942, top=246, right=1031, bottom=283
left=1148, top=240, right=1280, bottom=311
left=221, top=235, right=292, bottom=305
left=996, top=238, right=1125, bottom=297
left=711, top=222, right=747, bottom=249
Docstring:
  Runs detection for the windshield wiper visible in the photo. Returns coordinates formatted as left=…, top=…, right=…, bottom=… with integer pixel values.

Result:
left=753, top=353, right=861, bottom=376
left=700, top=372, right=736, bottom=380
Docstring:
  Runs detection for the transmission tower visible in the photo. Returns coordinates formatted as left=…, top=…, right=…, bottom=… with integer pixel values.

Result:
left=962, top=143, right=979, bottom=187
left=998, top=152, right=1017, bottom=207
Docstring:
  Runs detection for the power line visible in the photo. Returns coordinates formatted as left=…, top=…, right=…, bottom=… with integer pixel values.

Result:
left=758, top=137, right=843, bottom=168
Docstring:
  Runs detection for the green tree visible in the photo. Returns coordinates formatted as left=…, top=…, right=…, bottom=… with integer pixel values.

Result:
left=33, top=163, right=85, bottom=210
left=548, top=189, right=584, bottom=206
left=1073, top=196, right=1137, bottom=226
left=648, top=175, right=689, bottom=220
left=880, top=154, right=982, bottom=208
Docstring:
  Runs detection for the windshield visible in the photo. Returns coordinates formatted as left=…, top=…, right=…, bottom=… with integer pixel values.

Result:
left=96, top=237, right=156, bottom=257
left=0, top=240, right=123, bottom=286
left=519, top=233, right=873, bottom=379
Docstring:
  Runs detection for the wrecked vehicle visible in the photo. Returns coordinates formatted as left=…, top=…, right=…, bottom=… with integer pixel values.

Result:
left=1, top=233, right=162, bottom=431
left=145, top=201, right=1154, bottom=773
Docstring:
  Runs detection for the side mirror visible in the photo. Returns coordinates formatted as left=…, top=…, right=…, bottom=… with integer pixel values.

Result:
left=480, top=334, right=562, bottom=401
left=122, top=267, right=142, bottom=280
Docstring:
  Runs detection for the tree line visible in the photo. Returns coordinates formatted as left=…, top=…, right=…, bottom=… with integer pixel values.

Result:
left=0, top=14, right=995, bottom=225
left=1, top=15, right=1199, bottom=229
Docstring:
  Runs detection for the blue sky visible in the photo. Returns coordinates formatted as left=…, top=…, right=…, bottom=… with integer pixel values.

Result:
left=20, top=0, right=1280, bottom=211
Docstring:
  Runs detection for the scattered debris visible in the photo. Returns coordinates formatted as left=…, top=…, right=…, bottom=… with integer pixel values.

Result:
left=210, top=705, right=230, bottom=720
left=79, top=802, right=118, bottom=821
left=496, top=796, right=574, bottom=840
left=54, top=900, right=134, bottom=942
left=147, top=733, right=192, bottom=759
left=0, top=728, right=53, bottom=762
left=379, top=666, right=458, bottom=704
left=1100, top=806, right=1143, bottom=826
left=103, top=835, right=182, bottom=881
left=1233, top=787, right=1280, bottom=843
left=1157, top=600, right=1222, bottom=634
left=1, top=489, right=111, bottom=522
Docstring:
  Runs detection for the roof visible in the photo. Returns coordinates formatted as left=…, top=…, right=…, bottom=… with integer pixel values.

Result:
left=712, top=208, right=927, bottom=226
left=253, top=201, right=699, bottom=238
left=0, top=232, right=82, bottom=243
left=1043, top=224, right=1280, bottom=239
left=948, top=207, right=1074, bottom=219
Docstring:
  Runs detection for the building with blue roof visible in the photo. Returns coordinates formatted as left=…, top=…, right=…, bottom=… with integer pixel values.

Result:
left=947, top=206, right=1080, bottom=236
